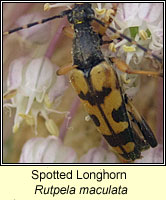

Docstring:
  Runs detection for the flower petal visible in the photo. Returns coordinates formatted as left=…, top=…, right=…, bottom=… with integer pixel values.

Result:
left=7, top=57, right=27, bottom=90
left=48, top=75, right=68, bottom=104
left=19, top=136, right=77, bottom=163
left=138, top=3, right=163, bottom=24
left=79, top=147, right=120, bottom=163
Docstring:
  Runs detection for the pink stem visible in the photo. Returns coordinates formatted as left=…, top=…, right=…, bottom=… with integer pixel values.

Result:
left=59, top=97, right=80, bottom=141
left=45, top=17, right=68, bottom=58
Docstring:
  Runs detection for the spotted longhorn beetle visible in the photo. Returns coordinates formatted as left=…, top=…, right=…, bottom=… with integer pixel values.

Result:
left=3, top=3, right=163, bottom=162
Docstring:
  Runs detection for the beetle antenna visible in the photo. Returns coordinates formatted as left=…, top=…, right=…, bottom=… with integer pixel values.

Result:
left=3, top=10, right=70, bottom=36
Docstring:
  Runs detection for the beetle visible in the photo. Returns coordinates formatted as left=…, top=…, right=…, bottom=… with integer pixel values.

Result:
left=3, top=3, right=163, bottom=162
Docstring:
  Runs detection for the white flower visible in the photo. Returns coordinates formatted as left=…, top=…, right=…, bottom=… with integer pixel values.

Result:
left=97, top=3, right=163, bottom=98
left=19, top=136, right=77, bottom=163
left=4, top=57, right=68, bottom=134
left=111, top=3, right=163, bottom=64
left=79, top=147, right=120, bottom=163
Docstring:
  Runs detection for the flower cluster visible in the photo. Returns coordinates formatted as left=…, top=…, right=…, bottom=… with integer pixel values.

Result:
left=4, top=57, right=68, bottom=135
left=96, top=3, right=163, bottom=98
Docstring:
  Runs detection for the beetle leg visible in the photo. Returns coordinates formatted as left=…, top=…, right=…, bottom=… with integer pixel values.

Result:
left=56, top=63, right=78, bottom=75
left=111, top=57, right=163, bottom=77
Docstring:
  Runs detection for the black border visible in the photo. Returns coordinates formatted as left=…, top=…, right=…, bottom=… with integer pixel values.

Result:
left=1, top=1, right=165, bottom=166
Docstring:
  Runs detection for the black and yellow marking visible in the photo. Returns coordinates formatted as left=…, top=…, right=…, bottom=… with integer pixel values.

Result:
left=70, top=61, right=150, bottom=161
left=125, top=97, right=158, bottom=148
